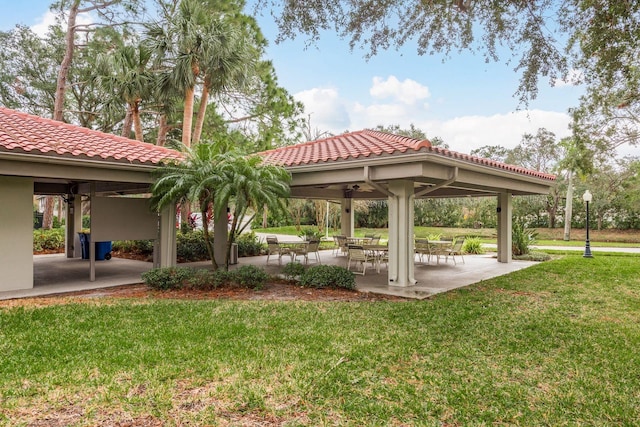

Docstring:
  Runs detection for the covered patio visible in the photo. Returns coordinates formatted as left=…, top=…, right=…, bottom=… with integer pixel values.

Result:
left=0, top=248, right=537, bottom=300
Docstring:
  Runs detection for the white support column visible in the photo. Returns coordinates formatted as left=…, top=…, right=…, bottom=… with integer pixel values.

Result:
left=213, top=209, right=228, bottom=267
left=387, top=180, right=416, bottom=287
left=157, top=204, right=177, bottom=268
left=497, top=192, right=513, bottom=263
left=0, top=177, right=33, bottom=292
left=340, top=198, right=354, bottom=236
left=66, top=194, right=82, bottom=258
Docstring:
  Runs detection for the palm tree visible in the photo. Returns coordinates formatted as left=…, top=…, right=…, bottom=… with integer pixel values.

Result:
left=146, top=0, right=257, bottom=147
left=150, top=141, right=291, bottom=269
left=215, top=153, right=291, bottom=267
left=96, top=43, right=154, bottom=141
left=150, top=143, right=225, bottom=269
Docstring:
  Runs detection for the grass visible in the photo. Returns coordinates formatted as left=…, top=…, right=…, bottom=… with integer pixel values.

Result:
left=2, top=255, right=640, bottom=425
left=259, top=226, right=640, bottom=248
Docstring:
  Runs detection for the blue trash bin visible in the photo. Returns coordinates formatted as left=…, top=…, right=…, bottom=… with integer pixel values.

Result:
left=78, top=233, right=112, bottom=260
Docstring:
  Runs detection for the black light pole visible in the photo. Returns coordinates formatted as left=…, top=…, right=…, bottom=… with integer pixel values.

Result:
left=583, top=190, right=593, bottom=258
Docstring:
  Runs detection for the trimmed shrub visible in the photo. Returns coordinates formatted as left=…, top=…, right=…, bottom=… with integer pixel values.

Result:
left=300, top=265, right=356, bottom=290
left=235, top=232, right=264, bottom=257
left=231, top=265, right=269, bottom=290
left=112, top=240, right=154, bottom=256
left=142, top=267, right=196, bottom=290
left=184, top=269, right=233, bottom=290
left=33, top=229, right=65, bottom=252
left=282, top=262, right=306, bottom=281
left=177, top=230, right=210, bottom=261
left=514, top=250, right=551, bottom=262
left=462, top=237, right=484, bottom=254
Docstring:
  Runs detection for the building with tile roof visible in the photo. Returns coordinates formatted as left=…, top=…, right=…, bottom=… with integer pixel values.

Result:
left=1, top=108, right=556, bottom=292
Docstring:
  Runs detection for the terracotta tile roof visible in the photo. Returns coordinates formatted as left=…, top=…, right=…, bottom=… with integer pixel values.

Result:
left=0, top=107, right=183, bottom=165
left=260, top=129, right=556, bottom=181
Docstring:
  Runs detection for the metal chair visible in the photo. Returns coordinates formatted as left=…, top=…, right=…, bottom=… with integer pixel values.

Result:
left=448, top=238, right=465, bottom=264
left=266, top=236, right=290, bottom=265
left=294, top=239, right=321, bottom=264
left=347, top=245, right=374, bottom=275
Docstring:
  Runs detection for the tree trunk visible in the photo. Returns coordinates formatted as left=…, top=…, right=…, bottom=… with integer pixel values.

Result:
left=121, top=106, right=133, bottom=138
left=182, top=85, right=195, bottom=147
left=53, top=0, right=80, bottom=121
left=563, top=171, right=574, bottom=240
left=201, top=205, right=218, bottom=270
left=132, top=100, right=143, bottom=141
left=192, top=81, right=210, bottom=144
left=42, top=196, right=55, bottom=229
left=156, top=113, right=169, bottom=146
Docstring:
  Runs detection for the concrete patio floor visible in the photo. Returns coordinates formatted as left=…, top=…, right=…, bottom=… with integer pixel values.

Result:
left=0, top=249, right=538, bottom=301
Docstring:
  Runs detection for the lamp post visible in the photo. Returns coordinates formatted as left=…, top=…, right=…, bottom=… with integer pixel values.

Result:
left=583, top=190, right=593, bottom=258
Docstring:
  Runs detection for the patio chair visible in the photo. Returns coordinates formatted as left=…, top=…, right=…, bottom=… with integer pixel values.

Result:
left=335, top=235, right=348, bottom=256
left=294, top=239, right=321, bottom=265
left=448, top=238, right=465, bottom=265
left=332, top=235, right=345, bottom=256
left=414, top=238, right=432, bottom=263
left=370, top=234, right=381, bottom=245
left=347, top=245, right=374, bottom=275
left=266, top=236, right=290, bottom=265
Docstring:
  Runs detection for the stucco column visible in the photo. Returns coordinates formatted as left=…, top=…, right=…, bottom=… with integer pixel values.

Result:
left=340, top=198, right=354, bottom=236
left=157, top=204, right=177, bottom=268
left=213, top=209, right=228, bottom=267
left=497, top=192, right=513, bottom=263
left=0, top=177, right=34, bottom=292
left=387, top=180, right=416, bottom=287
left=66, top=194, right=82, bottom=258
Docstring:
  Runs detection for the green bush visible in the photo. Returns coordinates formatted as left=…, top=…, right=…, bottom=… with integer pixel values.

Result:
left=282, top=262, right=306, bottom=280
left=142, top=267, right=196, bottom=290
left=112, top=240, right=154, bottom=255
left=142, top=267, right=236, bottom=290
left=462, top=237, right=484, bottom=254
left=298, top=227, right=322, bottom=241
left=177, top=230, right=211, bottom=261
left=33, top=229, right=65, bottom=252
left=184, top=269, right=233, bottom=290
left=231, top=265, right=269, bottom=290
left=235, top=232, right=264, bottom=257
left=300, top=265, right=356, bottom=290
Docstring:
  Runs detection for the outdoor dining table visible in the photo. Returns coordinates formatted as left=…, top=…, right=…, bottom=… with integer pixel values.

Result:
left=346, top=237, right=373, bottom=245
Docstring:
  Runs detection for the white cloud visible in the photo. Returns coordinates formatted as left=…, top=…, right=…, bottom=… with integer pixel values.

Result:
left=294, top=87, right=352, bottom=131
left=425, top=110, right=572, bottom=153
left=31, top=10, right=94, bottom=37
left=296, top=83, right=573, bottom=155
left=369, top=76, right=431, bottom=105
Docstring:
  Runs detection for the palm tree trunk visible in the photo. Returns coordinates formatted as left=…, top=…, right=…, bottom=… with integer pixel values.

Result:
left=182, top=85, right=195, bottom=147
left=563, top=171, right=574, bottom=240
left=192, top=81, right=210, bottom=144
left=202, top=206, right=218, bottom=270
left=156, top=113, right=168, bottom=146
left=121, top=107, right=133, bottom=138
left=132, top=100, right=143, bottom=141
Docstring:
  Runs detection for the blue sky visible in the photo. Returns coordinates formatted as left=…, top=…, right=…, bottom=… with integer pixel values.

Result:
left=1, top=1, right=592, bottom=155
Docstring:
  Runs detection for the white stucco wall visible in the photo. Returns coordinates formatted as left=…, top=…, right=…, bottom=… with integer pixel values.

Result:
left=0, top=176, right=34, bottom=291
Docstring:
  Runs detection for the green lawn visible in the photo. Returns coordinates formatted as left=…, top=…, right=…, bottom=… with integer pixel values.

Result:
left=2, top=255, right=640, bottom=425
